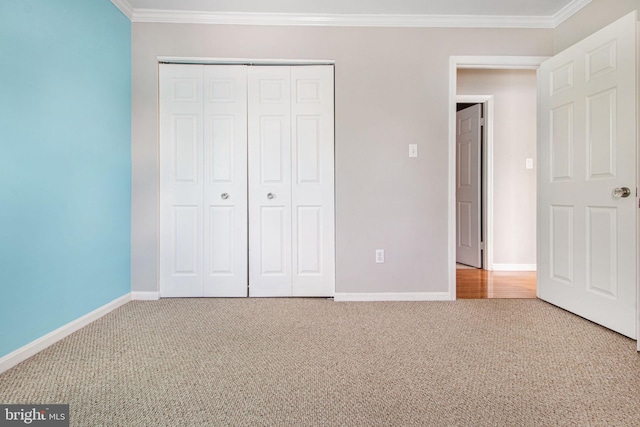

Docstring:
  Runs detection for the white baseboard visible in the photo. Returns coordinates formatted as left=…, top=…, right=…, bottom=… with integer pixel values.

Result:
left=131, top=291, right=160, bottom=300
left=0, top=293, right=131, bottom=375
left=492, top=263, right=537, bottom=272
left=334, top=292, right=452, bottom=302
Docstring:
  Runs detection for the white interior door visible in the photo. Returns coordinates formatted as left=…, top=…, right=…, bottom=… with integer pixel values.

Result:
left=248, top=65, right=335, bottom=297
left=248, top=66, right=294, bottom=297
left=456, top=104, right=482, bottom=268
left=291, top=66, right=335, bottom=296
left=160, top=64, right=248, bottom=297
left=203, top=66, right=248, bottom=297
left=538, top=11, right=637, bottom=339
left=159, top=64, right=205, bottom=297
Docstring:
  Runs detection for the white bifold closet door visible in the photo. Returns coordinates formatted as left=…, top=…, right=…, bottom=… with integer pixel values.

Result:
left=160, top=64, right=248, bottom=297
left=248, top=66, right=335, bottom=297
left=159, top=64, right=334, bottom=298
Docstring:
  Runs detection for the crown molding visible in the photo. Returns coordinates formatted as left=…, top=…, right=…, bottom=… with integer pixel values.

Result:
left=110, top=0, right=133, bottom=19
left=552, top=0, right=592, bottom=27
left=113, top=0, right=591, bottom=29
left=132, top=10, right=558, bottom=28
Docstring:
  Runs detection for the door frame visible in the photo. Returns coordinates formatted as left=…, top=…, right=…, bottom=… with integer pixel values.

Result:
left=456, top=95, right=493, bottom=271
left=448, top=56, right=548, bottom=300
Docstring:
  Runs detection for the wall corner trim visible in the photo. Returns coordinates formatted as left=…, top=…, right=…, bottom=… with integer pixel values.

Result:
left=0, top=293, right=131, bottom=375
left=334, top=292, right=453, bottom=302
left=110, top=0, right=134, bottom=19
left=131, top=291, right=160, bottom=300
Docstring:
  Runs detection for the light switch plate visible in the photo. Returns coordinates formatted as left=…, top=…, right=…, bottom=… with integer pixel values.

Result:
left=409, top=144, right=418, bottom=158
left=526, top=158, right=534, bottom=169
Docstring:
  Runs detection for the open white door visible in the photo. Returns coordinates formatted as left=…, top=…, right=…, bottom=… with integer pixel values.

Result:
left=456, top=104, right=482, bottom=268
left=538, top=12, right=637, bottom=339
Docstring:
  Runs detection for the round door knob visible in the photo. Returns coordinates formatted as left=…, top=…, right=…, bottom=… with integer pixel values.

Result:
left=221, top=193, right=229, bottom=200
left=267, top=193, right=275, bottom=200
left=612, top=187, right=631, bottom=198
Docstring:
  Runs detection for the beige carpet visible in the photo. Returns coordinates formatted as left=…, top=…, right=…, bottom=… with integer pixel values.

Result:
left=1, top=299, right=639, bottom=426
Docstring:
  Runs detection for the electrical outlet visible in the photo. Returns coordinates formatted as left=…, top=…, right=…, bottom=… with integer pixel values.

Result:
left=375, top=249, right=385, bottom=263
left=409, top=144, right=418, bottom=158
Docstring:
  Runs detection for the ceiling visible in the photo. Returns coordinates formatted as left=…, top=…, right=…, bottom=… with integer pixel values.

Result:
left=111, top=0, right=592, bottom=28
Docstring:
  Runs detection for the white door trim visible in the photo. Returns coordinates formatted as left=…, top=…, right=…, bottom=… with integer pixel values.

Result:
left=448, top=56, right=548, bottom=300
left=456, top=95, right=493, bottom=272
left=157, top=56, right=336, bottom=66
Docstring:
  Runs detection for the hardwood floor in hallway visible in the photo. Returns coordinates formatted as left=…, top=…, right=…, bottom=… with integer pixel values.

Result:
left=456, top=268, right=536, bottom=299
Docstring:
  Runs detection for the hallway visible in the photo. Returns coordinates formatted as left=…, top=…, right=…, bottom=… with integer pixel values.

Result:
left=456, top=266, right=536, bottom=299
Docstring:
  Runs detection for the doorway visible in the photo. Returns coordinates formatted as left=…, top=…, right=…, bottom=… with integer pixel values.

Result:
left=451, top=13, right=639, bottom=347
left=453, top=65, right=540, bottom=299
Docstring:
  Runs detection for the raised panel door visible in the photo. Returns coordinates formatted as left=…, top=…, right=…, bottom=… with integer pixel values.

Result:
left=159, top=64, right=205, bottom=297
left=538, top=12, right=637, bottom=338
left=203, top=66, right=248, bottom=297
left=248, top=66, right=293, bottom=297
left=456, top=104, right=482, bottom=268
left=290, top=66, right=335, bottom=297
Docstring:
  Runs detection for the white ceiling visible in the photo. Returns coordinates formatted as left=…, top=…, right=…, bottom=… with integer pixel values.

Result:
left=112, top=0, right=592, bottom=28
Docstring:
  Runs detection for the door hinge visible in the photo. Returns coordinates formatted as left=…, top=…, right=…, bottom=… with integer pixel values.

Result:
left=480, top=118, right=486, bottom=126
left=480, top=241, right=485, bottom=250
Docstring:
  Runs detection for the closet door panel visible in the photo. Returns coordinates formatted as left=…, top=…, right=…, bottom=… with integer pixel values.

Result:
left=291, top=66, right=335, bottom=296
left=159, top=64, right=205, bottom=297
left=248, top=66, right=293, bottom=297
left=203, top=66, right=248, bottom=297
left=160, top=64, right=334, bottom=299
left=260, top=206, right=287, bottom=274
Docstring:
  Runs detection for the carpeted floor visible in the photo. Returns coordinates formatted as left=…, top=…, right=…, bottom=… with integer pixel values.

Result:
left=1, top=298, right=639, bottom=426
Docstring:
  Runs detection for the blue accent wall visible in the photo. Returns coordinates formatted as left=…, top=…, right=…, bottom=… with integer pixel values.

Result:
left=0, top=1, right=131, bottom=358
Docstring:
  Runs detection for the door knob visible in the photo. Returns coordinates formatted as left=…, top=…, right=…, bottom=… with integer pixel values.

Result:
left=221, top=193, right=229, bottom=200
left=267, top=193, right=275, bottom=200
left=612, top=187, right=631, bottom=198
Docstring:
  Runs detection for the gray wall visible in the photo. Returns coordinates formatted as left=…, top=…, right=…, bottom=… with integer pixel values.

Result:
left=554, top=0, right=640, bottom=52
left=457, top=69, right=537, bottom=268
left=131, top=23, right=553, bottom=294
